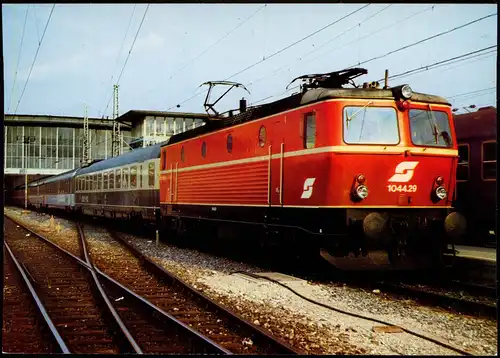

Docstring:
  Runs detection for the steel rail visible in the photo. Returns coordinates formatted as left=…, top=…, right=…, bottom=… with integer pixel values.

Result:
left=75, top=223, right=143, bottom=354
left=3, top=241, right=71, bottom=354
left=77, top=222, right=230, bottom=354
left=109, top=230, right=302, bottom=355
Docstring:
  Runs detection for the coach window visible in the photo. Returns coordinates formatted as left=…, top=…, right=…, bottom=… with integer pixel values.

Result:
left=148, top=162, right=155, bottom=188
left=109, top=171, right=115, bottom=189
left=130, top=166, right=137, bottom=189
left=259, top=125, right=266, bottom=147
left=103, top=172, right=108, bottom=190
left=227, top=134, right=233, bottom=153
left=123, top=168, right=129, bottom=189
left=304, top=113, right=316, bottom=149
left=97, top=173, right=102, bottom=190
left=457, top=144, right=469, bottom=181
left=139, top=165, right=143, bottom=188
left=181, top=146, right=185, bottom=162
left=201, top=141, right=207, bottom=158
left=344, top=106, right=399, bottom=144
left=482, top=141, right=497, bottom=180
left=116, top=169, right=121, bottom=189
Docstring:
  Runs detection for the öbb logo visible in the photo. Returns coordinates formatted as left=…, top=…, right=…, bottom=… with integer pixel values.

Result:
left=301, top=178, right=316, bottom=199
left=388, top=162, right=419, bottom=183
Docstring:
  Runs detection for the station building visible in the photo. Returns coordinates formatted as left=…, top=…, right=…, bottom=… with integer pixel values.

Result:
left=3, top=110, right=209, bottom=191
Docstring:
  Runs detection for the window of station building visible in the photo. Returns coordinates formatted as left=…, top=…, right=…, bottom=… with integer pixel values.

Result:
left=103, top=172, right=108, bottom=190
left=148, top=162, right=155, bottom=188
left=227, top=134, right=233, bottom=153
left=86, top=176, right=91, bottom=191
left=116, top=169, right=122, bottom=189
left=482, top=141, right=497, bottom=180
left=123, top=168, right=129, bottom=189
left=130, top=166, right=137, bottom=189
left=258, top=126, right=266, bottom=147
left=109, top=171, right=115, bottom=190
left=201, top=141, right=207, bottom=158
left=97, top=173, right=103, bottom=190
left=181, top=146, right=185, bottom=162
left=457, top=144, right=469, bottom=181
left=304, top=113, right=316, bottom=149
left=93, top=174, right=98, bottom=190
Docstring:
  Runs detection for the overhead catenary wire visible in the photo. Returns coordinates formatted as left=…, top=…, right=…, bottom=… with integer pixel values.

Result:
left=447, top=86, right=496, bottom=99
left=14, top=4, right=56, bottom=115
left=377, top=45, right=497, bottom=82
left=102, top=4, right=150, bottom=118
left=346, top=12, right=497, bottom=69
left=7, top=5, right=29, bottom=113
left=141, top=4, right=267, bottom=101
left=168, top=4, right=370, bottom=111
left=246, top=5, right=436, bottom=89
left=98, top=4, right=137, bottom=117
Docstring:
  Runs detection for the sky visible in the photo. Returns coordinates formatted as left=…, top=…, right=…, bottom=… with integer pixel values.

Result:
left=2, top=3, right=497, bottom=118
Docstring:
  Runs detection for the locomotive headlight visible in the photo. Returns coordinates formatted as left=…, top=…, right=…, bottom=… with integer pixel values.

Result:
left=355, top=185, right=369, bottom=200
left=401, top=84, right=413, bottom=99
left=435, top=186, right=447, bottom=200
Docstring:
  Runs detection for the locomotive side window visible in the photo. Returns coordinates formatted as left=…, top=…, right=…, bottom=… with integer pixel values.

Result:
left=116, top=169, right=121, bottom=189
left=227, top=134, right=233, bottom=153
left=161, top=150, right=167, bottom=170
left=457, top=144, right=469, bottom=181
left=409, top=109, right=453, bottom=148
left=148, top=162, right=155, bottom=188
left=304, top=113, right=316, bottom=149
left=259, top=126, right=266, bottom=147
left=97, top=173, right=102, bottom=190
left=109, top=171, right=115, bottom=189
left=130, top=166, right=137, bottom=189
left=123, top=168, right=129, bottom=189
left=344, top=107, right=399, bottom=144
left=103, top=172, right=108, bottom=190
left=482, top=141, right=497, bottom=180
left=201, top=141, right=207, bottom=158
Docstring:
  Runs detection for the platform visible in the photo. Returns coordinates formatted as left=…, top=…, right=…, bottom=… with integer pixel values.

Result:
left=446, top=245, right=496, bottom=264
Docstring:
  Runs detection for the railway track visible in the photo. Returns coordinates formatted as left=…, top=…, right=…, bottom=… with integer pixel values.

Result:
left=4, top=214, right=301, bottom=355
left=81, top=223, right=300, bottom=355
left=3, top=216, right=230, bottom=354
left=3, top=246, right=68, bottom=354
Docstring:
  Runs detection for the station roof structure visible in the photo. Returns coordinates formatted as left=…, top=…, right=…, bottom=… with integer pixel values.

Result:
left=116, top=110, right=211, bottom=126
left=4, top=113, right=129, bottom=130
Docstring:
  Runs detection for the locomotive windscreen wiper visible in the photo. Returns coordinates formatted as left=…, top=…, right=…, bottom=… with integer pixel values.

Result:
left=346, top=100, right=373, bottom=129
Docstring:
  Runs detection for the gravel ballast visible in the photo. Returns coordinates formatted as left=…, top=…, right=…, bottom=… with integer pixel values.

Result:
left=4, top=207, right=497, bottom=355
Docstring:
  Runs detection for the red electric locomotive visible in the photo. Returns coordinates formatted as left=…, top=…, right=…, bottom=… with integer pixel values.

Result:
left=159, top=68, right=465, bottom=268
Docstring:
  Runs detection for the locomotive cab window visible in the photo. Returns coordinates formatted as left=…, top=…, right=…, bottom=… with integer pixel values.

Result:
left=148, top=162, right=155, bottom=188
left=181, top=146, right=185, bottom=162
left=227, top=134, right=233, bottom=153
left=482, top=141, right=497, bottom=180
left=343, top=106, right=399, bottom=144
left=457, top=144, right=469, bottom=181
left=304, top=113, right=316, bottom=149
left=201, top=141, right=207, bottom=158
left=130, top=166, right=137, bottom=189
left=409, top=109, right=453, bottom=148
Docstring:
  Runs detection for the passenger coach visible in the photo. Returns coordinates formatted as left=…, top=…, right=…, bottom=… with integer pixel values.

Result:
left=75, top=144, right=162, bottom=221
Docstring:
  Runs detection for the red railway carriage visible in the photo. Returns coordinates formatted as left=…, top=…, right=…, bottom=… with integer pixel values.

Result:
left=160, top=69, right=464, bottom=267
left=454, top=106, right=497, bottom=246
